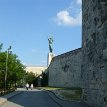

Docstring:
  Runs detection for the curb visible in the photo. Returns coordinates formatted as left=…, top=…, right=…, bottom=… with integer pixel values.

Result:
left=44, top=90, right=64, bottom=107
left=0, top=91, right=23, bottom=105
left=45, top=89, right=75, bottom=102
left=42, top=89, right=81, bottom=102
left=0, top=97, right=7, bottom=105
left=43, top=89, right=91, bottom=107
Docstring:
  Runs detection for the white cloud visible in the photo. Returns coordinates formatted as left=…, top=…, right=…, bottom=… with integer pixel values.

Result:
left=54, top=0, right=82, bottom=26
left=77, top=0, right=82, bottom=5
left=55, top=10, right=82, bottom=26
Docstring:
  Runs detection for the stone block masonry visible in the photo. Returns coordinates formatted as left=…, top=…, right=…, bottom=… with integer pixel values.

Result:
left=48, top=1, right=107, bottom=107
left=48, top=48, right=82, bottom=88
left=82, top=0, right=107, bottom=106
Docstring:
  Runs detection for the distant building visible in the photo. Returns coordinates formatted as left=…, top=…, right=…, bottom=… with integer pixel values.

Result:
left=25, top=66, right=47, bottom=76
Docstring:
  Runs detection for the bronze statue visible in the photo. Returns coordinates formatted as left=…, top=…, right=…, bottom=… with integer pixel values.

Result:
left=48, top=37, right=53, bottom=53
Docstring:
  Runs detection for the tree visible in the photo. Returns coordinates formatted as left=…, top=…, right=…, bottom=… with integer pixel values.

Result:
left=0, top=43, right=3, bottom=52
left=7, top=54, right=26, bottom=88
left=25, top=72, right=37, bottom=86
left=0, top=52, right=7, bottom=88
left=41, top=69, right=49, bottom=86
left=0, top=51, right=26, bottom=89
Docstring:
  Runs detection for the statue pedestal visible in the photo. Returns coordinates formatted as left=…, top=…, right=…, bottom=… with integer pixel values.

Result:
left=47, top=53, right=55, bottom=66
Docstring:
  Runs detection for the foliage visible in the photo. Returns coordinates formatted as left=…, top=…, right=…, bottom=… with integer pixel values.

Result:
left=0, top=43, right=3, bottom=52
left=25, top=72, right=37, bottom=86
left=0, top=49, right=26, bottom=89
left=41, top=70, right=48, bottom=87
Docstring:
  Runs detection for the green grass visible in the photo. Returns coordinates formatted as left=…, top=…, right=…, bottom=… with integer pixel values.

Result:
left=36, top=86, right=81, bottom=90
left=36, top=87, right=64, bottom=90
left=61, top=89, right=82, bottom=101
left=36, top=86, right=82, bottom=101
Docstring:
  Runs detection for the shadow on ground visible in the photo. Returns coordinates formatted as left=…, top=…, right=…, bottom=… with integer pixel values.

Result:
left=1, top=89, right=91, bottom=107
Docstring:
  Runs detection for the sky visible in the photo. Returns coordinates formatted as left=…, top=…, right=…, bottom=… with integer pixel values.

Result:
left=0, top=0, right=82, bottom=66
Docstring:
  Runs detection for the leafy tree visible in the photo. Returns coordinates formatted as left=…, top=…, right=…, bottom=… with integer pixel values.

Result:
left=0, top=52, right=7, bottom=88
left=0, top=43, right=3, bottom=52
left=41, top=69, right=49, bottom=86
left=25, top=72, right=37, bottom=86
left=7, top=54, right=26, bottom=88
left=0, top=51, right=26, bottom=89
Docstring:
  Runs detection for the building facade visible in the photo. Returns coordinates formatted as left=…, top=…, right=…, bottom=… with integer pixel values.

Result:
left=25, top=66, right=47, bottom=76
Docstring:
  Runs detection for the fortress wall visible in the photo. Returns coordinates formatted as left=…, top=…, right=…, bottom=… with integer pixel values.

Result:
left=48, top=1, right=107, bottom=106
left=48, top=48, right=82, bottom=88
left=82, top=0, right=107, bottom=106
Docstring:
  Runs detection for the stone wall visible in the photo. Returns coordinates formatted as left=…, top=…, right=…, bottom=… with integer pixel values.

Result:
left=48, top=1, right=107, bottom=106
left=48, top=48, right=82, bottom=88
left=82, top=0, right=107, bottom=107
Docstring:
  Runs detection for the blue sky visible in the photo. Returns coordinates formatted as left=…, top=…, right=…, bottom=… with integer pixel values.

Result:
left=0, top=0, right=82, bottom=66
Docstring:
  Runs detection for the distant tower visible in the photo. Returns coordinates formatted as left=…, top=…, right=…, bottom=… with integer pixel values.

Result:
left=47, top=36, right=55, bottom=66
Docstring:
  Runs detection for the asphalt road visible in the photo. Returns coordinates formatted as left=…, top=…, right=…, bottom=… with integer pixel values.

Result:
left=1, top=89, right=61, bottom=107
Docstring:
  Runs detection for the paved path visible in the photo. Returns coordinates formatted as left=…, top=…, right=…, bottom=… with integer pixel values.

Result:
left=1, top=88, right=90, bottom=107
left=1, top=89, right=61, bottom=107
